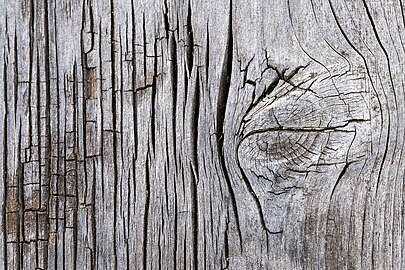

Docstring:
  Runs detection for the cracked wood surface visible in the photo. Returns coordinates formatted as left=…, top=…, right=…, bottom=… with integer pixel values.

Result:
left=0, top=0, right=403, bottom=269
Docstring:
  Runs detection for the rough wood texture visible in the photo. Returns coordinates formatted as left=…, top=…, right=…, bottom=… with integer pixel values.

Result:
left=0, top=0, right=404, bottom=269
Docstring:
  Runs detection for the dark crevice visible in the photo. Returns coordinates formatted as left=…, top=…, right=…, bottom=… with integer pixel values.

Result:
left=62, top=84, right=71, bottom=270
left=249, top=75, right=280, bottom=115
left=173, top=180, right=178, bottom=270
left=185, top=0, right=194, bottom=76
left=325, top=161, right=355, bottom=267
left=205, top=22, right=210, bottom=84
left=72, top=62, right=79, bottom=270
left=120, top=30, right=125, bottom=270
left=131, top=155, right=137, bottom=269
left=244, top=57, right=308, bottom=123
left=50, top=1, right=61, bottom=269
left=91, top=159, right=97, bottom=270
left=43, top=0, right=52, bottom=267
left=129, top=1, right=137, bottom=262
left=80, top=3, right=92, bottom=269
left=27, top=0, right=34, bottom=153
left=173, top=124, right=179, bottom=269
left=239, top=55, right=254, bottom=88
left=329, top=161, right=353, bottom=201
left=119, top=34, right=125, bottom=245
left=245, top=80, right=256, bottom=86
left=98, top=19, right=106, bottom=203
left=125, top=171, right=130, bottom=270
left=283, top=64, right=308, bottom=81
left=2, top=53, right=8, bottom=270
left=136, top=84, right=153, bottom=92
left=169, top=31, right=178, bottom=175
left=163, top=0, right=170, bottom=39
left=35, top=47, right=43, bottom=269
left=222, top=213, right=230, bottom=270
left=215, top=0, right=243, bottom=249
left=169, top=33, right=178, bottom=168
left=190, top=70, right=200, bottom=269
left=142, top=14, right=147, bottom=84
left=110, top=0, right=118, bottom=268
left=235, top=142, right=274, bottom=237
left=191, top=70, right=200, bottom=178
left=143, top=150, right=151, bottom=270
left=184, top=62, right=189, bottom=118
left=190, top=165, right=199, bottom=269
left=215, top=0, right=233, bottom=141
left=241, top=119, right=366, bottom=141
left=163, top=159, right=169, bottom=216
left=17, top=124, right=25, bottom=270
left=131, top=0, right=138, bottom=159
left=183, top=230, right=187, bottom=269
left=13, top=30, right=23, bottom=270
left=88, top=0, right=95, bottom=53
left=158, top=221, right=162, bottom=269
left=150, top=38, right=158, bottom=155
left=54, top=0, right=62, bottom=266
left=13, top=30, right=18, bottom=127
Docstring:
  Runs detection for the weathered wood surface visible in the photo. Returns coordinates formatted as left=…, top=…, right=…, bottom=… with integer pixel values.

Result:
left=0, top=0, right=404, bottom=269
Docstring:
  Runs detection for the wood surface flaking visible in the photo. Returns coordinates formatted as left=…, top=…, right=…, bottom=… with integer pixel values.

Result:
left=0, top=0, right=405, bottom=269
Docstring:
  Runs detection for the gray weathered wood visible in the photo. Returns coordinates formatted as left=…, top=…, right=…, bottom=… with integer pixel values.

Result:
left=0, top=0, right=404, bottom=269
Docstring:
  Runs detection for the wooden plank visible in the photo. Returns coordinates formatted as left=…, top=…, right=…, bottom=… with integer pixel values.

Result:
left=1, top=0, right=405, bottom=269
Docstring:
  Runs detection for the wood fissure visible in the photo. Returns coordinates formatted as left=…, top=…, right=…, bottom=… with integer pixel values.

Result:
left=2, top=55, right=8, bottom=270
left=109, top=1, right=119, bottom=269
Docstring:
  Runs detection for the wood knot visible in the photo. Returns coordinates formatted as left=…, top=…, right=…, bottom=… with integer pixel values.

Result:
left=237, top=62, right=370, bottom=232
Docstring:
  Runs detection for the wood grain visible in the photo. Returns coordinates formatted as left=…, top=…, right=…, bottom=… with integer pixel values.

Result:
left=0, top=0, right=404, bottom=269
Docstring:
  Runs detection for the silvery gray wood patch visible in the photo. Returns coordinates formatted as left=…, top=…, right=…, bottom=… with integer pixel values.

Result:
left=0, top=0, right=402, bottom=269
